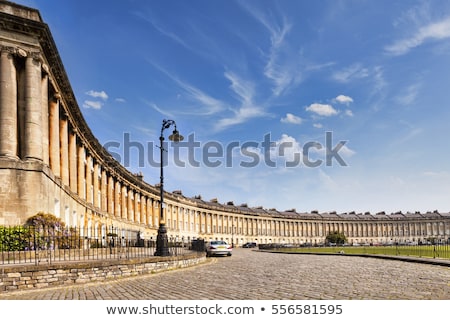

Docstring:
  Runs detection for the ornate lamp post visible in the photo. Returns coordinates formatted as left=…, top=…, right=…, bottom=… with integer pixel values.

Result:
left=155, top=119, right=184, bottom=256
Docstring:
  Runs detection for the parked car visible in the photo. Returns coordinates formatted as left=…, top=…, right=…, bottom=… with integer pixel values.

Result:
left=242, top=242, right=257, bottom=248
left=205, top=240, right=232, bottom=257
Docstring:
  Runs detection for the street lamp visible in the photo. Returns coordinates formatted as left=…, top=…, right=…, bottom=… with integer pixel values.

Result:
left=154, top=119, right=184, bottom=256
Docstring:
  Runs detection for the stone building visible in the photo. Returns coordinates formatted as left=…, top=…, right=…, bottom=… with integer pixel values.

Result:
left=0, top=1, right=449, bottom=246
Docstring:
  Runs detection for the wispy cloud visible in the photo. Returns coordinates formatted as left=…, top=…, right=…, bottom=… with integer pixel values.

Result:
left=214, top=71, right=268, bottom=131
left=332, top=64, right=369, bottom=83
left=385, top=16, right=450, bottom=56
left=148, top=61, right=226, bottom=116
left=144, top=101, right=174, bottom=118
left=238, top=2, right=299, bottom=96
left=395, top=83, right=421, bottom=106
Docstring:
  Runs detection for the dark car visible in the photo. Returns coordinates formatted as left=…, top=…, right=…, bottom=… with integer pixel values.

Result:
left=242, top=242, right=257, bottom=248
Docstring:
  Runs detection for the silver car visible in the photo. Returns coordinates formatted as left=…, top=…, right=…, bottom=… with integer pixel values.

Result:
left=205, top=240, right=232, bottom=257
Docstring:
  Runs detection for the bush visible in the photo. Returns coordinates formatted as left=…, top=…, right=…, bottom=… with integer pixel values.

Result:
left=0, top=226, right=32, bottom=251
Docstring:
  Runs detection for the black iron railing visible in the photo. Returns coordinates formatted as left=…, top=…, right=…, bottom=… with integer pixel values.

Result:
left=0, top=225, right=203, bottom=265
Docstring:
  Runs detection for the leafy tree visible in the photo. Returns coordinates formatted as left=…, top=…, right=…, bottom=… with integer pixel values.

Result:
left=325, top=231, right=347, bottom=245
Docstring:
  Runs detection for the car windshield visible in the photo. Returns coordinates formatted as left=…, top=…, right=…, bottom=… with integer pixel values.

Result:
left=211, top=241, right=227, bottom=245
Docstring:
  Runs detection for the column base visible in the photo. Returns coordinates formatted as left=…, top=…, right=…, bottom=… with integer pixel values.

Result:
left=154, top=224, right=171, bottom=256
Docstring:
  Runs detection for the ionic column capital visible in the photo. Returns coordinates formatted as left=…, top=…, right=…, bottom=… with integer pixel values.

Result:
left=0, top=45, right=16, bottom=55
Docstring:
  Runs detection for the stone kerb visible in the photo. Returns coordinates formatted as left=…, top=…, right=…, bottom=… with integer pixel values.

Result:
left=0, top=252, right=206, bottom=293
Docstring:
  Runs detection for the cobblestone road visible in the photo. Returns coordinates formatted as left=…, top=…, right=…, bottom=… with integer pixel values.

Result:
left=1, top=249, right=449, bottom=300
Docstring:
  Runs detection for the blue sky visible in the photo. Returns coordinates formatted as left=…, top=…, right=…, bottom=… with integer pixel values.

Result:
left=16, top=0, right=450, bottom=213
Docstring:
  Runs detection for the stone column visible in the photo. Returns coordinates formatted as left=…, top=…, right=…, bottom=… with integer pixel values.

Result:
left=147, top=198, right=153, bottom=227
left=49, top=94, right=60, bottom=175
left=121, top=185, right=127, bottom=219
left=0, top=47, right=18, bottom=158
left=85, top=155, right=92, bottom=204
left=68, top=129, right=77, bottom=192
left=134, top=193, right=140, bottom=223
left=59, top=116, right=69, bottom=185
left=93, top=162, right=99, bottom=208
left=114, top=180, right=121, bottom=217
left=41, top=67, right=49, bottom=165
left=128, top=189, right=134, bottom=222
left=141, top=195, right=146, bottom=225
left=107, top=175, right=114, bottom=214
left=77, top=145, right=85, bottom=199
left=101, top=170, right=107, bottom=211
left=23, top=54, right=43, bottom=160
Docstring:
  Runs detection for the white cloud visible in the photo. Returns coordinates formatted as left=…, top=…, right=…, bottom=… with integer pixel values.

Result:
left=385, top=16, right=450, bottom=56
left=335, top=95, right=354, bottom=105
left=306, top=103, right=338, bottom=117
left=345, top=109, right=354, bottom=117
left=271, top=134, right=302, bottom=163
left=83, top=100, right=103, bottom=110
left=337, top=145, right=356, bottom=158
left=281, top=113, right=302, bottom=124
left=313, top=123, right=323, bottom=128
left=85, top=90, right=108, bottom=100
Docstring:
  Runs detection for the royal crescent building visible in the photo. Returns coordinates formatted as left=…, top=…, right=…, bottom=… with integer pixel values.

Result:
left=0, top=1, right=449, bottom=246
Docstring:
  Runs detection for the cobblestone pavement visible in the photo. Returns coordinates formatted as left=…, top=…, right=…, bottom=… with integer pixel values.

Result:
left=1, top=249, right=449, bottom=300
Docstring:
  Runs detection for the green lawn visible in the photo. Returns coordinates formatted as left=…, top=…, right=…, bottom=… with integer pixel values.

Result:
left=274, top=245, right=450, bottom=260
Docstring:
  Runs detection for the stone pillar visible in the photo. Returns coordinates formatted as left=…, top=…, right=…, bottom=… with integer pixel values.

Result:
left=114, top=180, right=121, bottom=217
left=93, top=162, right=99, bottom=208
left=49, top=94, right=60, bottom=175
left=68, top=129, right=77, bottom=192
left=121, top=185, right=127, bottom=219
left=128, top=189, right=134, bottom=222
left=0, top=48, right=18, bottom=158
left=85, top=154, right=92, bottom=204
left=101, top=170, right=107, bottom=211
left=41, top=67, right=49, bottom=165
left=107, top=175, right=114, bottom=214
left=134, top=192, right=140, bottom=223
left=77, top=145, right=85, bottom=199
left=141, top=195, right=146, bottom=225
left=147, top=198, right=153, bottom=227
left=23, top=54, right=43, bottom=160
left=59, top=116, right=69, bottom=185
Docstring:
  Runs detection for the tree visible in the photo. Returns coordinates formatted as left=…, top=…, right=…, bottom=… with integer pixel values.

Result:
left=326, top=231, right=347, bottom=245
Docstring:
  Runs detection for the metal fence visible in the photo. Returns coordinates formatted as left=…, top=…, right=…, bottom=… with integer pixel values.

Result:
left=258, top=242, right=450, bottom=260
left=0, top=225, right=204, bottom=266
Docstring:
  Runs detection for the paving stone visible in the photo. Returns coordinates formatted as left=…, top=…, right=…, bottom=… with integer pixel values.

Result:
left=0, top=249, right=449, bottom=300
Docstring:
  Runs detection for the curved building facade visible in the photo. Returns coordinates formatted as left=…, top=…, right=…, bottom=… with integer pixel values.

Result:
left=1, top=1, right=449, bottom=246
